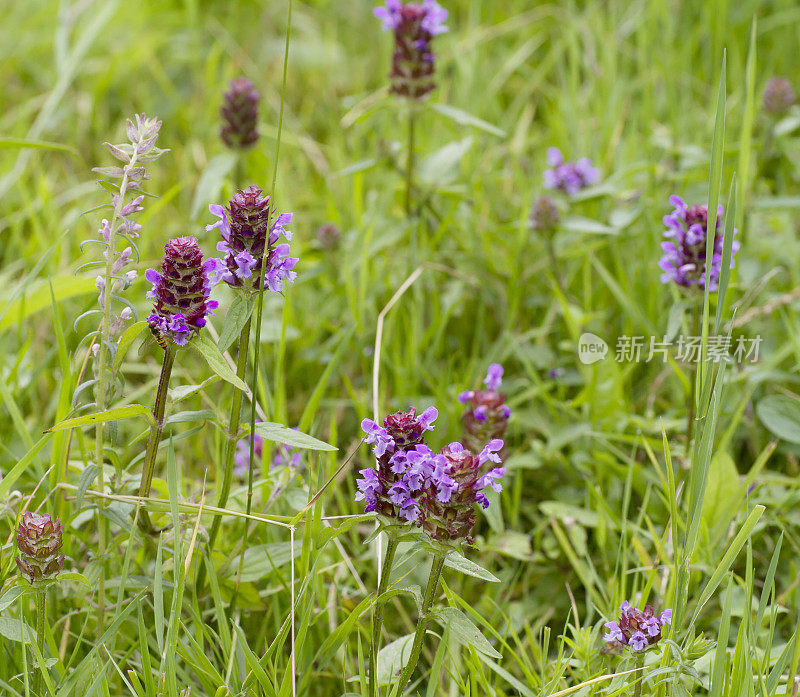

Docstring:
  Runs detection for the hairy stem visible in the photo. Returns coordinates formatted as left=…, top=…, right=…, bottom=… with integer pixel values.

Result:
left=405, top=107, right=417, bottom=218
left=197, top=319, right=251, bottom=590
left=369, top=536, right=399, bottom=697
left=395, top=552, right=446, bottom=694
left=35, top=588, right=46, bottom=695
left=137, top=345, right=176, bottom=533
left=632, top=653, right=645, bottom=697
left=94, top=146, right=139, bottom=629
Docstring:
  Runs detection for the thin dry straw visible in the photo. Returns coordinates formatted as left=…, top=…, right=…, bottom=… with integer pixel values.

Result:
left=370, top=265, right=424, bottom=586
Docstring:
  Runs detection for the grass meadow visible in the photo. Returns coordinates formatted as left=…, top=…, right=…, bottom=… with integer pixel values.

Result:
left=2, top=0, right=800, bottom=695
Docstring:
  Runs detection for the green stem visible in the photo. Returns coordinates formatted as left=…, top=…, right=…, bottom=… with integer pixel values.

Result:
left=369, top=537, right=399, bottom=697
left=35, top=588, right=46, bottom=695
left=395, top=552, right=446, bottom=695
left=197, top=319, right=251, bottom=590
left=405, top=107, right=417, bottom=218
left=686, top=304, right=700, bottom=453
left=632, top=653, right=645, bottom=697
left=95, top=143, right=140, bottom=630
left=137, top=345, right=176, bottom=533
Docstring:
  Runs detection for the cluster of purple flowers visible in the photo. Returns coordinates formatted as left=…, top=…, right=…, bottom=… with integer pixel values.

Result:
left=603, top=601, right=672, bottom=654
left=233, top=427, right=302, bottom=479
left=206, top=186, right=298, bottom=294
left=543, top=147, right=599, bottom=195
left=145, top=237, right=220, bottom=346
left=658, top=195, right=740, bottom=291
left=356, top=407, right=505, bottom=542
left=458, top=364, right=511, bottom=455
left=374, top=0, right=448, bottom=100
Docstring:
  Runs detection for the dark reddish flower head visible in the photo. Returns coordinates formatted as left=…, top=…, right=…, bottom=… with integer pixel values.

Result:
left=206, top=186, right=298, bottom=293
left=16, top=512, right=65, bottom=584
left=145, top=237, right=219, bottom=346
left=374, top=0, right=448, bottom=100
left=220, top=77, right=260, bottom=149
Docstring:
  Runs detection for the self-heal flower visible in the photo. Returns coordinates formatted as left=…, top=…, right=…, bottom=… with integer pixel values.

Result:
left=601, top=601, right=672, bottom=655
left=459, top=365, right=511, bottom=455
left=356, top=407, right=439, bottom=524
left=374, top=0, right=448, bottom=100
left=529, top=196, right=561, bottom=234
left=421, top=439, right=505, bottom=543
left=543, top=147, right=599, bottom=195
left=145, top=237, right=219, bottom=347
left=16, top=512, right=65, bottom=584
left=207, top=186, right=298, bottom=294
left=220, top=77, right=260, bottom=149
left=763, top=77, right=795, bottom=116
left=658, top=195, right=740, bottom=291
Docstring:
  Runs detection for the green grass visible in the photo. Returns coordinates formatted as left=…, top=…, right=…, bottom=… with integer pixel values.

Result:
left=2, top=0, right=800, bottom=695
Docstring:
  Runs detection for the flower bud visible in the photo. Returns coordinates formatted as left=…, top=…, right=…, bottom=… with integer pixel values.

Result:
left=16, top=512, right=65, bottom=584
left=220, top=78, right=260, bottom=149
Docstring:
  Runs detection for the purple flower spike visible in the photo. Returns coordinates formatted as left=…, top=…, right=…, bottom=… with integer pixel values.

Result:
left=374, top=0, right=448, bottom=99
left=220, top=77, right=260, bottom=149
left=459, top=365, right=511, bottom=455
left=601, top=601, right=672, bottom=655
left=658, top=196, right=739, bottom=292
left=145, top=237, right=219, bottom=347
left=764, top=77, right=795, bottom=115
left=543, top=147, right=600, bottom=195
left=208, top=186, right=298, bottom=294
left=361, top=418, right=396, bottom=458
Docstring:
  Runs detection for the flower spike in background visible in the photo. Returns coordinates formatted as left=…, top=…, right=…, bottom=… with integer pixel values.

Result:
left=220, top=77, right=260, bottom=149
left=458, top=363, right=511, bottom=455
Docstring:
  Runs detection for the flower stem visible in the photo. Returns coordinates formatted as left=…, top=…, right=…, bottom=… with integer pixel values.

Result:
left=197, top=319, right=251, bottom=590
left=405, top=106, right=417, bottom=218
left=369, top=536, right=399, bottom=697
left=35, top=588, right=46, bottom=695
left=95, top=145, right=139, bottom=629
left=686, top=303, right=700, bottom=453
left=632, top=653, right=645, bottom=697
left=137, top=345, right=176, bottom=533
left=395, top=552, right=446, bottom=694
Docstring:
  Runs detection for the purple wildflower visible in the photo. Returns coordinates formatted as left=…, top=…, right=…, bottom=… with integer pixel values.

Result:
left=374, top=0, right=448, bottom=99
left=316, top=223, right=341, bottom=250
left=145, top=237, right=219, bottom=347
left=459, top=365, right=511, bottom=455
left=16, top=512, right=65, bottom=584
left=602, top=601, right=671, bottom=655
left=356, top=407, right=439, bottom=523
left=658, top=195, right=740, bottom=291
left=530, top=196, right=561, bottom=234
left=220, top=77, right=260, bottom=149
left=543, top=147, right=599, bottom=195
left=763, top=77, right=795, bottom=116
left=421, top=439, right=505, bottom=543
left=207, top=186, right=298, bottom=294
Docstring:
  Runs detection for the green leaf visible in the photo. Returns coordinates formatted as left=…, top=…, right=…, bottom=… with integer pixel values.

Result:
left=0, top=136, right=78, bottom=155
left=701, top=452, right=742, bottom=537
left=46, top=404, right=153, bottom=432
left=0, top=586, right=28, bottom=613
left=442, top=550, right=499, bottom=583
left=191, top=334, right=248, bottom=391
left=218, top=294, right=254, bottom=353
left=113, top=320, right=149, bottom=373
left=756, top=395, right=800, bottom=443
left=418, top=137, right=473, bottom=184
left=190, top=151, right=237, bottom=219
left=254, top=422, right=337, bottom=451
left=433, top=607, right=502, bottom=659
left=55, top=571, right=92, bottom=587
left=0, top=617, right=36, bottom=643
left=222, top=542, right=301, bottom=583
left=430, top=104, right=506, bottom=137
left=560, top=216, right=618, bottom=235
left=376, top=633, right=415, bottom=685
left=75, top=463, right=101, bottom=510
